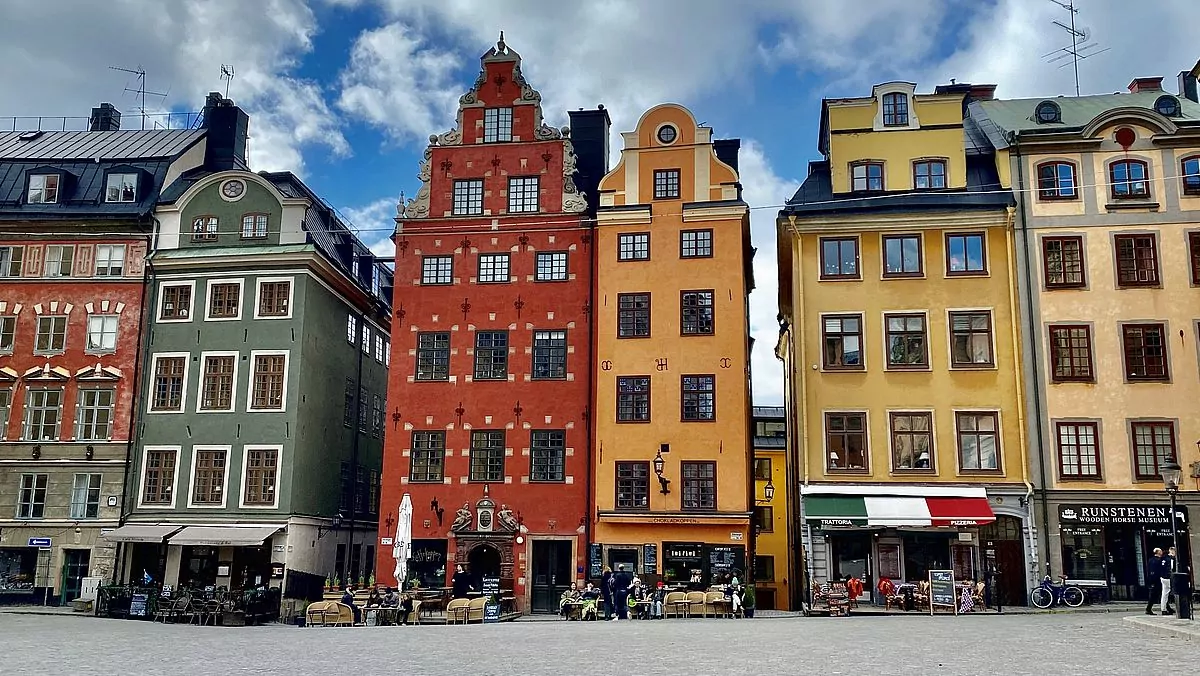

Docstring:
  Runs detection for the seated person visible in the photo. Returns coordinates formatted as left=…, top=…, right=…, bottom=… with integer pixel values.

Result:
left=579, top=581, right=600, bottom=601
left=366, top=588, right=383, bottom=608
left=398, top=594, right=414, bottom=625
left=650, top=582, right=667, bottom=619
left=724, top=574, right=742, bottom=615
left=559, top=582, right=580, bottom=618
left=382, top=588, right=400, bottom=608
left=340, top=586, right=361, bottom=624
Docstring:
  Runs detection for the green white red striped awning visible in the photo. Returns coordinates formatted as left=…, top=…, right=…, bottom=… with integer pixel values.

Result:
left=802, top=486, right=996, bottom=528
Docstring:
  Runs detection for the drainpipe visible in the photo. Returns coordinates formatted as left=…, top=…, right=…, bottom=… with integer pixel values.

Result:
left=1013, top=138, right=1053, bottom=581
left=584, top=215, right=596, bottom=583
left=786, top=215, right=814, bottom=609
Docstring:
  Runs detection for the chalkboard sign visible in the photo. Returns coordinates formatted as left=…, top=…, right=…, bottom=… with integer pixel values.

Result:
left=707, top=545, right=741, bottom=581
left=129, top=593, right=148, bottom=618
left=482, top=577, right=500, bottom=596
left=928, top=570, right=958, bottom=615
left=589, top=543, right=603, bottom=579
left=643, top=544, right=658, bottom=573
left=483, top=602, right=500, bottom=623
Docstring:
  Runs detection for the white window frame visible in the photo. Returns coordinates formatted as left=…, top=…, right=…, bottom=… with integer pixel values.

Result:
left=253, top=276, right=294, bottom=320
left=148, top=352, right=191, bottom=413
left=239, top=444, right=283, bottom=509
left=361, top=324, right=371, bottom=355
left=452, top=179, right=484, bottom=216
left=484, top=107, right=513, bottom=143
left=0, top=245, right=23, bottom=277
left=421, top=256, right=454, bottom=284
left=196, top=350, right=240, bottom=413
left=27, top=174, right=59, bottom=204
left=94, top=244, right=126, bottom=277
left=346, top=315, right=357, bottom=343
left=507, top=176, right=539, bottom=213
left=535, top=251, right=568, bottom=281
left=247, top=349, right=290, bottom=413
left=157, top=281, right=196, bottom=323
left=0, top=387, right=12, bottom=440
left=137, top=445, right=181, bottom=509
left=240, top=213, right=269, bottom=239
left=85, top=314, right=119, bottom=354
left=69, top=473, right=103, bottom=519
left=187, top=444, right=232, bottom=509
left=74, top=387, right=116, bottom=441
left=22, top=387, right=64, bottom=441
left=204, top=278, right=245, bottom=322
left=384, top=342, right=391, bottom=367
left=105, top=173, right=138, bottom=203
left=477, top=253, right=510, bottom=283
left=44, top=244, right=74, bottom=278
left=374, top=334, right=385, bottom=363
left=33, top=315, right=67, bottom=355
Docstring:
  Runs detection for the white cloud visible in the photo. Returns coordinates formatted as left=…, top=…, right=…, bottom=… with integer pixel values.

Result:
left=342, top=197, right=399, bottom=258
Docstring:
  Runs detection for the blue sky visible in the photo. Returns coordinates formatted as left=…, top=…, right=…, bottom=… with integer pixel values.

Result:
left=2, top=0, right=1196, bottom=403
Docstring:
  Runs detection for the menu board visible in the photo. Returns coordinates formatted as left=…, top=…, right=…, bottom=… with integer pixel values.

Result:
left=928, top=570, right=958, bottom=615
left=588, top=543, right=603, bottom=579
left=643, top=544, right=658, bottom=574
left=129, top=593, right=148, bottom=618
left=877, top=544, right=901, bottom=579
left=707, top=546, right=741, bottom=580
left=483, top=602, right=500, bottom=623
left=481, top=577, right=500, bottom=596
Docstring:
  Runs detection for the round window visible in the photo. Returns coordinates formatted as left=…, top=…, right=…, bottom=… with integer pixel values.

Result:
left=1035, top=100, right=1061, bottom=124
left=657, top=125, right=678, bottom=145
left=1155, top=95, right=1181, bottom=118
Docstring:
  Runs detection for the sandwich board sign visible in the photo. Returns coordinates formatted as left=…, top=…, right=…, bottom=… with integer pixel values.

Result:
left=928, top=569, right=958, bottom=616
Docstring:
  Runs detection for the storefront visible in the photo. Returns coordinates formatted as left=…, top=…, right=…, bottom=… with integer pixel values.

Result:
left=1052, top=502, right=1191, bottom=602
left=801, top=485, right=1031, bottom=605
left=408, top=539, right=448, bottom=589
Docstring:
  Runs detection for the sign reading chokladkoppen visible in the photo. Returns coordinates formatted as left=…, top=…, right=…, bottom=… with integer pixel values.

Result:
left=928, top=570, right=958, bottom=616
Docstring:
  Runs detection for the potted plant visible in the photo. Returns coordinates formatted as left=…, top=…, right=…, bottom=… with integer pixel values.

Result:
left=324, top=576, right=332, bottom=592
left=742, top=584, right=755, bottom=618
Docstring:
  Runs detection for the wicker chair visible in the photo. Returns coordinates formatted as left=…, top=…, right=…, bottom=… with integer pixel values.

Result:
left=685, top=591, right=707, bottom=618
left=466, top=596, right=488, bottom=623
left=663, top=591, right=687, bottom=618
left=445, top=598, right=471, bottom=625
left=704, top=591, right=732, bottom=618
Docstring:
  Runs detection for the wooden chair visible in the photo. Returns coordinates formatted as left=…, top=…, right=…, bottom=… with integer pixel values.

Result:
left=704, top=591, right=732, bottom=618
left=970, top=582, right=985, bottom=610
left=306, top=600, right=335, bottom=627
left=408, top=599, right=423, bottom=625
left=466, top=596, right=488, bottom=623
left=685, top=591, right=707, bottom=618
left=663, top=591, right=687, bottom=618
left=445, top=598, right=471, bottom=624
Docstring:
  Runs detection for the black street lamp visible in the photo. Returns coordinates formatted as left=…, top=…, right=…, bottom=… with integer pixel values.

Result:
left=653, top=449, right=670, bottom=495
left=1159, top=459, right=1191, bottom=620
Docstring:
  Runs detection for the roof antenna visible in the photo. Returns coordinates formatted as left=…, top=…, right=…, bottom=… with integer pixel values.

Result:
left=1042, top=0, right=1110, bottom=96
left=220, top=65, right=236, bottom=99
left=109, top=65, right=169, bottom=130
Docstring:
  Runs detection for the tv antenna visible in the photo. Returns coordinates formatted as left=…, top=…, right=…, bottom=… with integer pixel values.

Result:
left=1042, top=0, right=1110, bottom=96
left=220, top=64, right=236, bottom=99
left=109, top=65, right=169, bottom=130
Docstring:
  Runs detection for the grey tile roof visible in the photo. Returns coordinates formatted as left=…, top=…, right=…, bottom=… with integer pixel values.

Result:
left=752, top=406, right=786, bottom=418
left=973, top=91, right=1200, bottom=143
left=0, top=129, right=204, bottom=161
left=0, top=159, right=173, bottom=220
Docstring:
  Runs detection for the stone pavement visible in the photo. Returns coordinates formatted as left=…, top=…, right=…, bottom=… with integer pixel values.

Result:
left=0, top=610, right=1191, bottom=675
left=1123, top=613, right=1200, bottom=640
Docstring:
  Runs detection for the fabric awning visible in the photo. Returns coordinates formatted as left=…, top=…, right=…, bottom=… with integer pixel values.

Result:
left=101, top=524, right=182, bottom=543
left=167, top=526, right=282, bottom=547
left=804, top=495, right=995, bottom=527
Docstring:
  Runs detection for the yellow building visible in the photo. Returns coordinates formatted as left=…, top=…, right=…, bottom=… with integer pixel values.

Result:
left=973, top=71, right=1200, bottom=599
left=752, top=406, right=793, bottom=610
left=777, top=82, right=1037, bottom=608
left=592, top=104, right=754, bottom=589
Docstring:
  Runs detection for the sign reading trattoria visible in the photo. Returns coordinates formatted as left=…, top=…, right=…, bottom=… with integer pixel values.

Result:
left=1058, top=504, right=1188, bottom=527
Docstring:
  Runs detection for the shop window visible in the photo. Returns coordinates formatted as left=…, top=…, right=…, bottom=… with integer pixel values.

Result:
left=617, top=233, right=650, bottom=261
left=530, top=430, right=565, bottom=483
left=410, top=431, right=445, bottom=483
left=949, top=311, right=994, bottom=368
left=825, top=412, right=867, bottom=471
left=617, top=293, right=651, bottom=338
left=1056, top=421, right=1100, bottom=479
left=1037, top=161, right=1077, bottom=200
left=902, top=532, right=952, bottom=583
left=754, top=506, right=773, bottom=532
left=1121, top=324, right=1168, bottom=381
left=1109, top=159, right=1150, bottom=200
left=882, top=234, right=922, bottom=277
left=680, top=290, right=714, bottom=336
left=822, top=315, right=863, bottom=369
left=1048, top=325, right=1094, bottom=382
left=1132, top=421, right=1176, bottom=480
left=956, top=412, right=1000, bottom=471
left=616, top=376, right=650, bottom=422
left=946, top=232, right=987, bottom=275
left=876, top=542, right=901, bottom=580
left=1041, top=236, right=1085, bottom=288
left=820, top=237, right=860, bottom=279
left=753, top=457, right=772, bottom=481
left=16, top=473, right=48, bottom=519
left=473, top=331, right=508, bottom=381
left=477, top=253, right=510, bottom=283
left=681, top=461, right=716, bottom=511
left=1061, top=527, right=1106, bottom=580
left=469, top=430, right=505, bottom=483
left=0, top=548, right=37, bottom=592
left=532, top=330, right=567, bottom=380
left=885, top=313, right=927, bottom=369
left=890, top=412, right=933, bottom=471
left=680, top=229, right=713, bottom=258
left=1114, top=234, right=1159, bottom=287
left=615, top=461, right=649, bottom=509
left=754, top=555, right=775, bottom=582
left=416, top=332, right=450, bottom=381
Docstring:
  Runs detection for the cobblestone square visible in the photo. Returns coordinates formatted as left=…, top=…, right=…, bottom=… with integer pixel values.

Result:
left=0, top=611, right=1190, bottom=675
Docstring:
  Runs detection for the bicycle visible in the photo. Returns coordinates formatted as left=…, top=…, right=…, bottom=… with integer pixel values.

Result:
left=1029, top=575, right=1085, bottom=609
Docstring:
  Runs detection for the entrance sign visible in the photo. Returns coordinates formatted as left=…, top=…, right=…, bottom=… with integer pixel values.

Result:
left=928, top=570, right=958, bottom=616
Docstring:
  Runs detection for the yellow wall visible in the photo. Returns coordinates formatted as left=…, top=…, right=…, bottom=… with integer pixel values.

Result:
left=753, top=447, right=791, bottom=609
left=594, top=103, right=753, bottom=561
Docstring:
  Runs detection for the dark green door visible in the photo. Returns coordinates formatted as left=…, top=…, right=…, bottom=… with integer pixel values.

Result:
left=61, top=549, right=90, bottom=603
left=530, top=541, right=572, bottom=613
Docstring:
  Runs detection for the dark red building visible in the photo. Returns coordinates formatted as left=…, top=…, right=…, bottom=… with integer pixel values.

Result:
left=377, top=35, right=609, bottom=613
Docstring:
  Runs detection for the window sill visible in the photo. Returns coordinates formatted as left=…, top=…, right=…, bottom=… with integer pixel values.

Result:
left=881, top=273, right=925, bottom=280
left=408, top=479, right=445, bottom=484
left=1124, top=377, right=1171, bottom=384
left=681, top=332, right=715, bottom=338
left=617, top=258, right=652, bottom=263
left=1057, top=475, right=1105, bottom=483
left=891, top=469, right=937, bottom=475
left=84, top=350, right=117, bottom=356
left=616, top=419, right=652, bottom=424
left=681, top=418, right=717, bottom=423
left=885, top=364, right=931, bottom=372
left=617, top=335, right=652, bottom=340
left=1044, top=284, right=1087, bottom=291
left=1115, top=283, right=1162, bottom=290
left=1105, top=201, right=1159, bottom=211
left=957, top=469, right=1003, bottom=476
left=825, top=468, right=870, bottom=475
left=1049, top=378, right=1096, bottom=385
left=147, top=409, right=184, bottom=414
left=821, top=366, right=866, bottom=373
left=949, top=364, right=997, bottom=371
left=533, top=278, right=569, bottom=283
left=32, top=351, right=67, bottom=357
left=680, top=254, right=715, bottom=260
left=945, top=270, right=989, bottom=278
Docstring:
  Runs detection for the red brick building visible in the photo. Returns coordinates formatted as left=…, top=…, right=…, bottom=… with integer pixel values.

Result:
left=377, top=35, right=609, bottom=613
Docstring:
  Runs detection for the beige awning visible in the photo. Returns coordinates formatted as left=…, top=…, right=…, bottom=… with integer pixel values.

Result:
left=167, top=526, right=282, bottom=547
left=101, top=524, right=183, bottom=543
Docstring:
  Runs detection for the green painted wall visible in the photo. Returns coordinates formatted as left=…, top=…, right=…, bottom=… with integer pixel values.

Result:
left=178, top=180, right=284, bottom=249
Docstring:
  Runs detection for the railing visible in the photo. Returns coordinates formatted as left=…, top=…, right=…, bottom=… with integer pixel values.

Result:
left=0, top=112, right=204, bottom=132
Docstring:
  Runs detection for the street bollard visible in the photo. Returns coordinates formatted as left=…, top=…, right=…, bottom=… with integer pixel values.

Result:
left=1171, top=572, right=1191, bottom=620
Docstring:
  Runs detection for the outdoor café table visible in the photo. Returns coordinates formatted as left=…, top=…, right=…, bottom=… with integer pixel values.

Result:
left=671, top=598, right=695, bottom=618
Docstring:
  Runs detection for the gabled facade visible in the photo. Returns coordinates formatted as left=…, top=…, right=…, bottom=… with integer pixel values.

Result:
left=973, top=66, right=1200, bottom=600
left=778, top=82, right=1036, bottom=606
left=111, top=105, right=392, bottom=597
left=0, top=103, right=212, bottom=604
left=378, top=36, right=609, bottom=613
left=592, top=104, right=754, bottom=588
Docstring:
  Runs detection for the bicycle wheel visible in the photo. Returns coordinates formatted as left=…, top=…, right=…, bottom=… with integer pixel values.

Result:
left=1062, top=586, right=1085, bottom=608
left=1030, top=587, right=1053, bottom=609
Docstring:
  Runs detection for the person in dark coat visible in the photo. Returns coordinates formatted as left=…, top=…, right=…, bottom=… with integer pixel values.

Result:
left=611, top=564, right=634, bottom=621
left=452, top=564, right=474, bottom=599
left=1146, top=548, right=1166, bottom=615
left=341, top=586, right=361, bottom=624
left=600, top=566, right=614, bottom=620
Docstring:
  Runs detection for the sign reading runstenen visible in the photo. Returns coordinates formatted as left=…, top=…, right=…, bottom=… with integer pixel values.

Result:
left=1058, top=504, right=1188, bottom=527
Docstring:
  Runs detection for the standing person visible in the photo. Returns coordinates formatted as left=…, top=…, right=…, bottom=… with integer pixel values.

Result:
left=452, top=564, right=474, bottom=599
left=1146, top=548, right=1166, bottom=615
left=985, top=561, right=1002, bottom=613
left=1164, top=547, right=1178, bottom=616
left=611, top=564, right=633, bottom=621
left=600, top=566, right=614, bottom=620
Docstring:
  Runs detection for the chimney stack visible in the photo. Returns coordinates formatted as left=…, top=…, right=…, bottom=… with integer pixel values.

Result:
left=1128, top=77, right=1164, bottom=94
left=89, top=103, right=121, bottom=131
left=567, top=105, right=613, bottom=217
left=1180, top=63, right=1200, bottom=103
left=968, top=84, right=998, bottom=101
left=201, top=92, right=250, bottom=170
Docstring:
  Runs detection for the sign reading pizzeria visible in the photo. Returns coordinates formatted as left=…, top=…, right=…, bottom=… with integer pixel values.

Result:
left=1058, top=504, right=1188, bottom=528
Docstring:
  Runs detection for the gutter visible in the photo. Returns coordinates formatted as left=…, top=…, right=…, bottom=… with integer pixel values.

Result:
left=786, top=214, right=815, bottom=610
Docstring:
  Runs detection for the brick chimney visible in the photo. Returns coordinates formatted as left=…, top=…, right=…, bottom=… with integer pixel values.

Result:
left=1128, top=77, right=1164, bottom=93
left=89, top=103, right=121, bottom=131
left=968, top=84, right=998, bottom=101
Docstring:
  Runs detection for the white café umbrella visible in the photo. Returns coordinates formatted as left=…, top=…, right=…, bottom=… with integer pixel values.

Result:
left=392, top=493, right=413, bottom=587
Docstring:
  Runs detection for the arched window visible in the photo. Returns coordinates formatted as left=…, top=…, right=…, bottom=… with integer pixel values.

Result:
left=1035, top=100, right=1061, bottom=124
left=1155, top=95, right=1182, bottom=118
left=882, top=92, right=909, bottom=126
left=1109, top=159, right=1150, bottom=199
left=1036, top=161, right=1077, bottom=200
left=1181, top=156, right=1200, bottom=195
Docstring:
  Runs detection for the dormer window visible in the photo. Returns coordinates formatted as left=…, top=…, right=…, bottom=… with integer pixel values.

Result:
left=484, top=107, right=513, bottom=143
left=1035, top=100, right=1061, bottom=124
left=913, top=160, right=946, bottom=190
left=882, top=93, right=909, bottom=126
left=1155, top=95, right=1182, bottom=118
left=851, top=162, right=884, bottom=192
left=105, top=173, right=138, bottom=203
left=27, top=174, right=59, bottom=204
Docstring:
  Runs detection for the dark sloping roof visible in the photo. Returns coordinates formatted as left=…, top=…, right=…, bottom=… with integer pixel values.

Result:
left=782, top=155, right=1013, bottom=216
left=0, top=129, right=204, bottom=161
left=0, top=159, right=172, bottom=220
